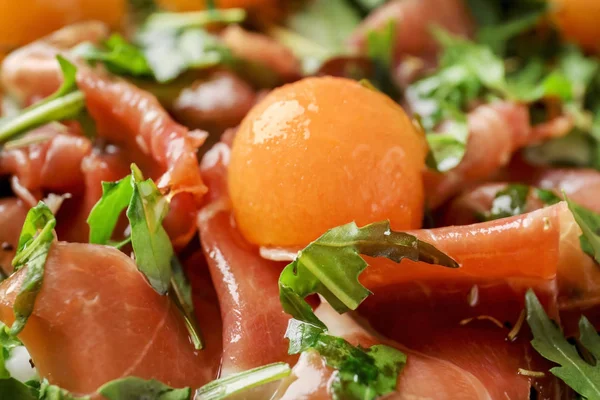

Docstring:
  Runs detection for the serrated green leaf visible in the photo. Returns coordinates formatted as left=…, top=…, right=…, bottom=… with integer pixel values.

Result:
left=526, top=290, right=600, bottom=400
left=9, top=202, right=56, bottom=335
left=565, top=195, right=600, bottom=264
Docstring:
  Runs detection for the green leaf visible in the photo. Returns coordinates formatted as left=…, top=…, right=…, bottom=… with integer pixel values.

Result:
left=284, top=319, right=406, bottom=400
left=0, top=378, right=38, bottom=400
left=74, top=34, right=153, bottom=79
left=87, top=176, right=133, bottom=245
left=0, top=56, right=85, bottom=143
left=9, top=202, right=56, bottom=335
left=170, top=257, right=203, bottom=350
left=425, top=113, right=469, bottom=172
left=0, top=322, right=23, bottom=378
left=86, top=164, right=203, bottom=349
left=482, top=184, right=530, bottom=221
left=526, top=290, right=600, bottom=400
left=534, top=188, right=561, bottom=205
left=127, top=165, right=172, bottom=294
left=98, top=377, right=189, bottom=400
left=365, top=20, right=398, bottom=98
left=38, top=379, right=89, bottom=400
left=195, top=362, right=291, bottom=400
left=284, top=0, right=360, bottom=54
left=565, top=195, right=600, bottom=264
left=137, top=27, right=232, bottom=83
left=279, top=220, right=458, bottom=327
left=144, top=8, right=246, bottom=31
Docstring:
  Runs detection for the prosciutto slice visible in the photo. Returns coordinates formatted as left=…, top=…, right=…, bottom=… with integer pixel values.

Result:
left=197, top=138, right=295, bottom=376
left=0, top=242, right=221, bottom=396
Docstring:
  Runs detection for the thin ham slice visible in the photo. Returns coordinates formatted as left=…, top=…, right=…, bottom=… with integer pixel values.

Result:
left=0, top=242, right=221, bottom=396
left=198, top=139, right=295, bottom=376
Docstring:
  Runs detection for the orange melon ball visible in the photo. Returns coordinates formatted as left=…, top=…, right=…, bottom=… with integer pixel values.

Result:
left=550, top=0, right=600, bottom=52
left=0, top=0, right=125, bottom=49
left=157, top=0, right=274, bottom=11
left=228, top=77, right=427, bottom=248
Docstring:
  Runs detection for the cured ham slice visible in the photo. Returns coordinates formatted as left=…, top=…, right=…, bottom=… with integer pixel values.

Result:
left=349, top=0, right=475, bottom=61
left=1, top=25, right=208, bottom=247
left=424, top=102, right=568, bottom=208
left=0, top=124, right=91, bottom=201
left=198, top=139, right=295, bottom=376
left=0, top=242, right=221, bottom=396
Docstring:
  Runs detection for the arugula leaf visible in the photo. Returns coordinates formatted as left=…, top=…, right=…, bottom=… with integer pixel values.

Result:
left=9, top=202, right=56, bottom=336
left=138, top=27, right=232, bottom=83
left=74, top=34, right=153, bottom=79
left=535, top=188, right=561, bottom=205
left=565, top=196, right=600, bottom=264
left=87, top=176, right=133, bottom=245
left=86, top=164, right=203, bottom=349
left=0, top=57, right=85, bottom=143
left=284, top=319, right=406, bottom=400
left=0, top=378, right=38, bottom=400
left=481, top=184, right=530, bottom=221
left=0, top=322, right=24, bottom=378
left=98, top=377, right=189, bottom=400
left=38, top=380, right=89, bottom=400
left=195, top=362, right=291, bottom=400
left=279, top=220, right=458, bottom=329
left=365, top=20, right=398, bottom=98
left=284, top=0, right=360, bottom=55
left=526, top=290, right=600, bottom=400
left=127, top=165, right=172, bottom=294
left=409, top=29, right=508, bottom=172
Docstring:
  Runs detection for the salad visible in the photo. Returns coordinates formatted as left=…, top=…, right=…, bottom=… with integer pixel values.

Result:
left=0, top=0, right=600, bottom=399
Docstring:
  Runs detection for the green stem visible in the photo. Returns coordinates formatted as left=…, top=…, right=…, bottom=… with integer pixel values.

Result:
left=0, top=91, right=85, bottom=143
left=145, top=8, right=246, bottom=31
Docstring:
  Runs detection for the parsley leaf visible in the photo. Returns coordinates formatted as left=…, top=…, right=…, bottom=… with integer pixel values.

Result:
left=565, top=196, right=600, bottom=264
left=8, top=202, right=56, bottom=336
left=278, top=220, right=459, bottom=329
left=0, top=57, right=85, bottom=143
left=284, top=319, right=406, bottom=400
left=195, top=362, right=291, bottom=400
left=98, top=377, right=189, bottom=400
left=526, top=290, right=600, bottom=400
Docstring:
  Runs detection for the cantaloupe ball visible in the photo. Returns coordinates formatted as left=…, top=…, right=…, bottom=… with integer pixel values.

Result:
left=550, top=0, right=600, bottom=52
left=0, top=0, right=125, bottom=49
left=228, top=77, right=427, bottom=248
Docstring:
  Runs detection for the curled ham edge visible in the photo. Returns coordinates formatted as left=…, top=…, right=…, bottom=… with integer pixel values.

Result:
left=198, top=137, right=582, bottom=399
left=0, top=22, right=208, bottom=247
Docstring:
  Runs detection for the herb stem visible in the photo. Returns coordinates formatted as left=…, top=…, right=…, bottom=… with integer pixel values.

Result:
left=194, top=362, right=291, bottom=400
left=145, top=8, right=246, bottom=31
left=0, top=91, right=85, bottom=144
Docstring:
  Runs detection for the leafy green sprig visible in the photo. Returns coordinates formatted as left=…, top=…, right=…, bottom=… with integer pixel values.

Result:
left=87, top=164, right=202, bottom=349
left=526, top=290, right=600, bottom=400
left=278, top=220, right=458, bottom=399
